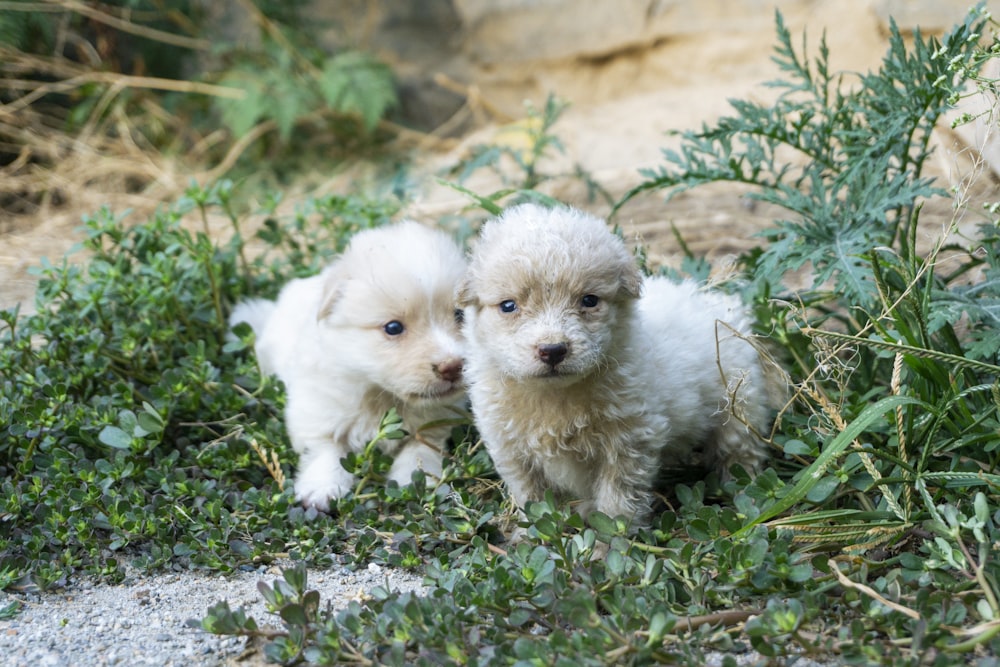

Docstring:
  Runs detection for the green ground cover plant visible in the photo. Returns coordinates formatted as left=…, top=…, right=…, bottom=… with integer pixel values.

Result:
left=2, top=6, right=1000, bottom=666
left=0, top=185, right=400, bottom=586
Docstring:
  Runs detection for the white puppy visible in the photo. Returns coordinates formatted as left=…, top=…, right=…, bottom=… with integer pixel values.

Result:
left=459, top=203, right=772, bottom=529
left=231, top=221, right=467, bottom=509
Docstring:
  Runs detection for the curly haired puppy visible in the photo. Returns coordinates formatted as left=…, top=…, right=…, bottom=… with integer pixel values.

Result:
left=458, top=203, right=772, bottom=529
left=231, top=221, right=467, bottom=509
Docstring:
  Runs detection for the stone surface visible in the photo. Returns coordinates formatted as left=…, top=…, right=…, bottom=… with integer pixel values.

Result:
left=453, top=0, right=654, bottom=62
left=873, top=0, right=980, bottom=32
left=449, top=0, right=974, bottom=64
left=302, top=0, right=977, bottom=127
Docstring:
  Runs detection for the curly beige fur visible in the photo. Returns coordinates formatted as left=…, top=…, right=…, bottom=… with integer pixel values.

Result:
left=459, top=203, right=772, bottom=530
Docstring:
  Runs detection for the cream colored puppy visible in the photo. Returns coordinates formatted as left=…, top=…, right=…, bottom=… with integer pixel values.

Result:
left=231, top=221, right=467, bottom=509
left=459, top=203, right=771, bottom=529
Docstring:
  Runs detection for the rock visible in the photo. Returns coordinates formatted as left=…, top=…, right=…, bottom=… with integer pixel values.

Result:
left=873, top=0, right=976, bottom=33
left=452, top=0, right=653, bottom=62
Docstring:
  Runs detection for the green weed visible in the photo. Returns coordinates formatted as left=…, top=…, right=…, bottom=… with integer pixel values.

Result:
left=442, top=94, right=613, bottom=216
left=0, top=182, right=397, bottom=588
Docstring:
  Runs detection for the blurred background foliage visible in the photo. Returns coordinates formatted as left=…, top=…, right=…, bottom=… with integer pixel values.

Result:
left=0, top=0, right=399, bottom=220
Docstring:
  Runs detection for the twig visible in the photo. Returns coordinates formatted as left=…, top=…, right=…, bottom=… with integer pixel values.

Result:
left=41, top=0, right=211, bottom=51
left=828, top=558, right=921, bottom=620
left=0, top=2, right=62, bottom=11
left=433, top=72, right=511, bottom=123
left=676, top=608, right=759, bottom=632
left=0, top=71, right=244, bottom=116
left=233, top=0, right=321, bottom=77
left=198, top=119, right=278, bottom=185
left=946, top=620, right=1000, bottom=653
left=486, top=543, right=508, bottom=557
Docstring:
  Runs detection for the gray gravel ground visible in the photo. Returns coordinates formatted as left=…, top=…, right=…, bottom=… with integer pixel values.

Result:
left=0, top=562, right=833, bottom=667
left=0, top=561, right=426, bottom=666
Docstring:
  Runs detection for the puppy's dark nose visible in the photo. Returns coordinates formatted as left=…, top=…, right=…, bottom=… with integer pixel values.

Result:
left=434, top=359, right=463, bottom=383
left=537, top=343, right=568, bottom=367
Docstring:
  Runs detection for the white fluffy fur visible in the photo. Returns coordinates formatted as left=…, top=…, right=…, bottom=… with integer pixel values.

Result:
left=459, top=203, right=772, bottom=529
left=231, top=221, right=467, bottom=509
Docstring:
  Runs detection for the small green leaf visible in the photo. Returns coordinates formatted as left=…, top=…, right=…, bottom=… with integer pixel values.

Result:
left=605, top=549, right=626, bottom=578
left=526, top=546, right=550, bottom=573
left=508, top=608, right=533, bottom=627
left=686, top=520, right=712, bottom=541
left=117, top=409, right=138, bottom=434
left=974, top=492, right=989, bottom=525
left=977, top=598, right=995, bottom=621
left=280, top=603, right=308, bottom=626
left=647, top=611, right=669, bottom=644
left=0, top=601, right=21, bottom=621
left=586, top=511, right=617, bottom=539
left=257, top=582, right=279, bottom=609
left=284, top=563, right=308, bottom=593
left=303, top=590, right=320, bottom=618
left=782, top=439, right=813, bottom=456
left=173, top=543, right=195, bottom=557
left=98, top=425, right=132, bottom=450
left=805, top=475, right=840, bottom=503
left=138, top=402, right=165, bottom=433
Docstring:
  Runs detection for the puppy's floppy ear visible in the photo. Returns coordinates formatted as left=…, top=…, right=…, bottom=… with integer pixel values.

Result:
left=619, top=262, right=643, bottom=298
left=455, top=274, right=475, bottom=308
left=317, top=262, right=348, bottom=321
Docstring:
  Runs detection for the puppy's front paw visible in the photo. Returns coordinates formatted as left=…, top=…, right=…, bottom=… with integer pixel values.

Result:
left=295, top=480, right=351, bottom=512
left=294, top=484, right=347, bottom=511
left=387, top=442, right=443, bottom=488
left=293, top=460, right=355, bottom=510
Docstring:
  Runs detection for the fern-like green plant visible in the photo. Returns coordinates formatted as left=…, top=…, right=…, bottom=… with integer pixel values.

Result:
left=618, top=9, right=986, bottom=309
left=217, top=44, right=396, bottom=141
left=317, top=51, right=397, bottom=132
left=619, top=6, right=1000, bottom=632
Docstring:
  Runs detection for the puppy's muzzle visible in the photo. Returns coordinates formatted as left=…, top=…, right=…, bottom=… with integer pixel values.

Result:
left=537, top=343, right=569, bottom=368
left=433, top=359, right=463, bottom=383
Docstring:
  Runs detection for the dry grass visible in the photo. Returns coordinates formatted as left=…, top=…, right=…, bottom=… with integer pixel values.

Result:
left=0, top=49, right=244, bottom=242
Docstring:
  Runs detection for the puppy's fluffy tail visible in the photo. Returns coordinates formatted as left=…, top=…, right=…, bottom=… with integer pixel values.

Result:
left=229, top=298, right=275, bottom=335
left=228, top=299, right=279, bottom=376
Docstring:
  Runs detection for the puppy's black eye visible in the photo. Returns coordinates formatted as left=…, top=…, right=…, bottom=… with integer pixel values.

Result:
left=499, top=300, right=518, bottom=314
left=581, top=294, right=600, bottom=308
left=383, top=320, right=405, bottom=336
left=454, top=308, right=464, bottom=324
